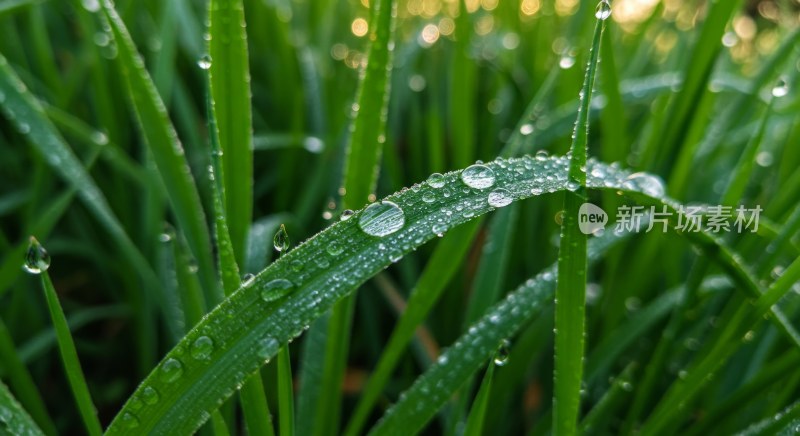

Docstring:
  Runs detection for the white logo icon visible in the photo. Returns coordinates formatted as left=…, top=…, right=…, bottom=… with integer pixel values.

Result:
left=578, top=203, right=608, bottom=235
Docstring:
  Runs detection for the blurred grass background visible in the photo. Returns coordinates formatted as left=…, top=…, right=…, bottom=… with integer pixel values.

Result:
left=1, top=0, right=799, bottom=434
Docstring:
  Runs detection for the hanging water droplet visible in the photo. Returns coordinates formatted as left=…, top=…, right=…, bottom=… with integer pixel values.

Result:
left=358, top=201, right=406, bottom=237
left=432, top=223, right=447, bottom=236
left=426, top=173, right=446, bottom=188
left=256, top=336, right=280, bottom=360
left=241, top=273, right=256, bottom=287
left=461, top=164, right=496, bottom=189
left=595, top=1, right=612, bottom=20
left=273, top=224, right=290, bottom=252
left=772, top=78, right=789, bottom=98
left=494, top=339, right=511, bottom=366
left=159, top=358, right=184, bottom=383
left=340, top=209, right=355, bottom=221
left=142, top=387, right=159, bottom=405
left=197, top=54, right=212, bottom=70
left=24, top=236, right=50, bottom=274
left=566, top=179, right=580, bottom=192
left=190, top=336, right=214, bottom=361
left=488, top=189, right=512, bottom=208
left=260, top=278, right=295, bottom=302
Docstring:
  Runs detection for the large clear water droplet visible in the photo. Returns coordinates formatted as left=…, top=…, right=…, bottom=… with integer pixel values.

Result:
left=273, top=224, right=290, bottom=253
left=426, top=173, right=445, bottom=188
left=159, top=358, right=184, bottom=383
left=190, top=336, right=214, bottom=361
left=358, top=201, right=406, bottom=237
left=461, top=164, right=496, bottom=189
left=24, top=236, right=50, bottom=274
left=595, top=0, right=612, bottom=20
left=260, top=278, right=295, bottom=302
left=488, top=189, right=512, bottom=208
left=494, top=339, right=511, bottom=366
left=197, top=54, right=212, bottom=70
left=625, top=172, right=665, bottom=197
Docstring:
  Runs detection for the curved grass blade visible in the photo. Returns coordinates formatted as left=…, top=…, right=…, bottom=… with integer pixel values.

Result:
left=35, top=248, right=102, bottom=436
left=98, top=0, right=218, bottom=302
left=0, top=379, right=44, bottom=436
left=463, top=362, right=495, bottom=436
left=734, top=399, right=800, bottom=436
left=208, top=0, right=253, bottom=263
left=554, top=3, right=606, bottom=434
left=103, top=155, right=787, bottom=435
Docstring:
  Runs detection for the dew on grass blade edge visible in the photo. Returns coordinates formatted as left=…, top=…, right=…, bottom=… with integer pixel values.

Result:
left=358, top=201, right=406, bottom=237
left=24, top=236, right=50, bottom=274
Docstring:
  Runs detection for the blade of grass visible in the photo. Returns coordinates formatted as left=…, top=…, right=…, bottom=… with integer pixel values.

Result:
left=554, top=3, right=606, bottom=434
left=98, top=0, right=218, bottom=303
left=208, top=0, right=253, bottom=263
left=0, top=379, right=44, bottom=436
left=31, top=239, right=102, bottom=436
left=463, top=363, right=495, bottom=436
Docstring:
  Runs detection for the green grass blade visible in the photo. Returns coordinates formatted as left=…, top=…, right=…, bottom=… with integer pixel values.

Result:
left=208, top=0, right=253, bottom=263
left=277, top=346, right=295, bottom=436
left=98, top=0, right=217, bottom=302
left=463, top=363, right=494, bottom=436
left=734, top=399, right=800, bottom=435
left=554, top=3, right=606, bottom=434
left=33, top=241, right=102, bottom=436
left=0, top=379, right=45, bottom=436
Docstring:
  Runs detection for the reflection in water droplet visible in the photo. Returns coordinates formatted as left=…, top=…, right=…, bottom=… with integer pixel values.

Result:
left=159, top=358, right=184, bottom=383
left=358, top=201, right=406, bottom=237
left=242, top=273, right=256, bottom=287
left=273, top=224, right=290, bottom=252
left=260, top=279, right=295, bottom=302
left=772, top=78, right=789, bottom=98
left=426, top=173, right=445, bottom=188
left=190, top=336, right=214, bottom=360
left=24, top=236, right=50, bottom=274
left=595, top=0, right=612, bottom=20
left=494, top=339, right=511, bottom=366
left=197, top=54, right=212, bottom=70
left=257, top=337, right=280, bottom=360
left=461, top=164, right=496, bottom=189
left=488, top=189, right=512, bottom=208
left=340, top=209, right=355, bottom=221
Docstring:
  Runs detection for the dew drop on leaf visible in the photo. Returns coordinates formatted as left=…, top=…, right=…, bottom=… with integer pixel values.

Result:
left=257, top=337, right=280, bottom=360
left=273, top=224, right=290, bottom=253
left=460, top=164, right=496, bottom=189
left=260, top=279, right=295, bottom=302
left=190, top=336, right=214, bottom=361
left=488, top=189, right=512, bottom=208
left=197, top=54, right=212, bottom=70
left=772, top=78, right=789, bottom=98
left=340, top=209, right=355, bottom=221
left=494, top=339, right=511, bottom=366
left=142, top=387, right=159, bottom=405
left=24, top=236, right=50, bottom=274
left=159, top=358, right=184, bottom=383
left=426, top=173, right=445, bottom=188
left=121, top=412, right=140, bottom=429
left=358, top=201, right=406, bottom=237
left=241, top=273, right=256, bottom=287
left=625, top=172, right=665, bottom=197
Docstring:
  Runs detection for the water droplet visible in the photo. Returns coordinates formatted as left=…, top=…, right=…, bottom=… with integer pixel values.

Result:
left=327, top=243, right=344, bottom=256
left=595, top=0, right=612, bottom=20
left=260, top=279, right=295, bottom=302
left=121, top=412, right=140, bottom=429
left=358, top=201, right=406, bottom=237
left=554, top=210, right=565, bottom=225
left=340, top=209, right=355, bottom=221
left=422, top=192, right=436, bottom=203
left=432, top=223, right=447, bottom=236
left=519, top=123, right=534, bottom=135
left=461, top=164, right=496, bottom=189
left=535, top=150, right=549, bottom=160
left=24, top=236, right=50, bottom=274
left=625, top=172, right=665, bottom=197
left=274, top=224, right=290, bottom=252
left=190, top=336, right=214, bottom=360
left=159, top=358, right=184, bottom=383
left=290, top=260, right=304, bottom=271
left=257, top=337, right=280, bottom=360
left=81, top=0, right=100, bottom=12
left=566, top=180, right=580, bottom=192
left=772, top=78, right=789, bottom=98
left=241, top=273, right=256, bottom=287
left=559, top=55, right=576, bottom=69
left=197, top=54, right=212, bottom=70
left=426, top=173, right=445, bottom=188
left=142, top=387, right=159, bottom=405
left=531, top=187, right=543, bottom=195
left=494, top=339, right=511, bottom=366
left=488, top=189, right=512, bottom=208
